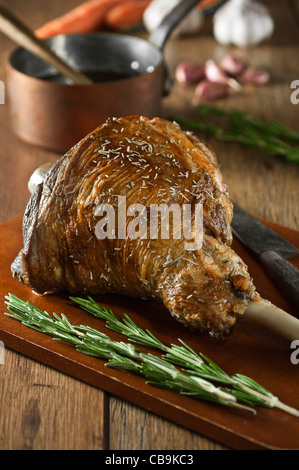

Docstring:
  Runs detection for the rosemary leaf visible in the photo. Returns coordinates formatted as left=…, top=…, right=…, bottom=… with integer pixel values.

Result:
left=170, top=106, right=299, bottom=163
left=4, top=294, right=299, bottom=417
left=69, top=295, right=299, bottom=417
left=4, top=293, right=251, bottom=414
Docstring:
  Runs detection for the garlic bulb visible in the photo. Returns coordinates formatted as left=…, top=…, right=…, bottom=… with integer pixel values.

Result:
left=143, top=0, right=204, bottom=37
left=213, top=0, right=274, bottom=48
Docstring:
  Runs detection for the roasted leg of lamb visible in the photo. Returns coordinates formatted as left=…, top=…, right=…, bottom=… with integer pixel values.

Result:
left=12, top=116, right=257, bottom=337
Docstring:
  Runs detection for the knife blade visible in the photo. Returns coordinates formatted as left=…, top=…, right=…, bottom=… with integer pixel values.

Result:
left=231, top=204, right=299, bottom=310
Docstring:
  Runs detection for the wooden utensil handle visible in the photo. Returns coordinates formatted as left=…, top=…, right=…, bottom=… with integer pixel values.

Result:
left=245, top=298, right=299, bottom=342
left=0, top=5, right=92, bottom=85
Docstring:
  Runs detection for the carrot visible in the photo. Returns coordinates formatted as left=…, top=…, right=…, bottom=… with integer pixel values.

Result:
left=35, top=0, right=131, bottom=39
left=104, top=0, right=151, bottom=30
left=198, top=0, right=223, bottom=10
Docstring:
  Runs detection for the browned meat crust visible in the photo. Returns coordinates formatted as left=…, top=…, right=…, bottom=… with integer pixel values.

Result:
left=12, top=116, right=256, bottom=337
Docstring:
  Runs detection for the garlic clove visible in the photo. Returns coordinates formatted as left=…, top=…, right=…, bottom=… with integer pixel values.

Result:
left=194, top=80, right=228, bottom=102
left=220, top=54, right=247, bottom=77
left=239, top=67, right=270, bottom=84
left=204, top=60, right=228, bottom=84
left=204, top=60, right=241, bottom=91
left=175, top=61, right=205, bottom=84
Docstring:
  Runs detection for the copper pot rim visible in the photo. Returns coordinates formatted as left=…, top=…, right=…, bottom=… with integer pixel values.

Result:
left=6, top=32, right=165, bottom=88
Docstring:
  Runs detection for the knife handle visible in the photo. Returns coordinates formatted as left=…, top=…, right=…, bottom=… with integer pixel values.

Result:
left=260, top=250, right=299, bottom=310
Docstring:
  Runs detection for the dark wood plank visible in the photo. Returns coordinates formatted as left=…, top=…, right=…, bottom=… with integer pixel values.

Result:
left=110, top=0, right=299, bottom=449
left=0, top=348, right=107, bottom=450
left=1, top=215, right=299, bottom=450
left=109, top=399, right=227, bottom=450
left=0, top=0, right=298, bottom=451
left=0, top=0, right=106, bottom=451
left=161, top=0, right=299, bottom=233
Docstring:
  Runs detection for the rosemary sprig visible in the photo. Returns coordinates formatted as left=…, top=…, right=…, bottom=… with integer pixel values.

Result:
left=196, top=105, right=299, bottom=142
left=4, top=293, right=251, bottom=413
left=171, top=105, right=299, bottom=163
left=4, top=294, right=299, bottom=417
left=70, top=296, right=299, bottom=416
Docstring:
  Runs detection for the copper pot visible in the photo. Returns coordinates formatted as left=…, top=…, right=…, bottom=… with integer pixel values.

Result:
left=6, top=0, right=199, bottom=153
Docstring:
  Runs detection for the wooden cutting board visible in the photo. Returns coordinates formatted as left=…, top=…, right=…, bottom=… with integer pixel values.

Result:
left=0, top=214, right=299, bottom=450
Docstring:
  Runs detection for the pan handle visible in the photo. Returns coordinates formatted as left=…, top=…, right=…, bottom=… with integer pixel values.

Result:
left=149, top=0, right=201, bottom=50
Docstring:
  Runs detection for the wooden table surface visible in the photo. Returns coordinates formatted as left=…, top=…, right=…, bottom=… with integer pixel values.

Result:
left=0, top=0, right=298, bottom=450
